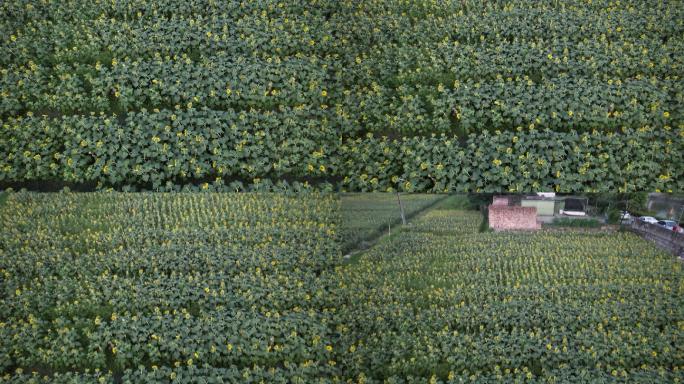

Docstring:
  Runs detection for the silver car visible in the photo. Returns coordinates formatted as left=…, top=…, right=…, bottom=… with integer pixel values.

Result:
left=638, top=216, right=658, bottom=224
left=657, top=220, right=678, bottom=230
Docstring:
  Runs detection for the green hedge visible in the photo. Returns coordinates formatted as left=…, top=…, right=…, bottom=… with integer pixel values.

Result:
left=548, top=217, right=603, bottom=228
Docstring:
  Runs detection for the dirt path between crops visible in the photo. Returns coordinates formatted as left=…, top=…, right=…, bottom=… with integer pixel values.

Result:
left=342, top=194, right=453, bottom=260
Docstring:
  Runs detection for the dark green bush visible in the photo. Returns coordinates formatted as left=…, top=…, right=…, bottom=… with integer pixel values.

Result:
left=549, top=217, right=602, bottom=228
left=606, top=209, right=621, bottom=224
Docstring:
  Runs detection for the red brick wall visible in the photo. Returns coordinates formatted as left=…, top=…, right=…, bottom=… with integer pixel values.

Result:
left=489, top=205, right=540, bottom=231
left=492, top=196, right=510, bottom=206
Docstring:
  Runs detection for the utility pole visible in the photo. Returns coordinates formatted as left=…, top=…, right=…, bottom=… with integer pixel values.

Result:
left=396, top=178, right=407, bottom=226
left=618, top=198, right=629, bottom=228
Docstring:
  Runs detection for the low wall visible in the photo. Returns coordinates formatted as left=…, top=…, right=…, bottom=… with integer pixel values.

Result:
left=630, top=221, right=684, bottom=257
left=489, top=205, right=540, bottom=231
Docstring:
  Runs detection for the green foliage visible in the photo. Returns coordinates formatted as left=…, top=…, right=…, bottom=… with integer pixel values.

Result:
left=549, top=217, right=602, bottom=228
left=0, top=192, right=343, bottom=381
left=338, top=129, right=683, bottom=193
left=334, top=0, right=684, bottom=136
left=1, top=55, right=334, bottom=116
left=626, top=193, right=649, bottom=211
left=589, top=193, right=649, bottom=211
left=607, top=209, right=622, bottom=224
left=336, top=208, right=684, bottom=382
left=2, top=118, right=681, bottom=191
left=1, top=0, right=683, bottom=190
left=0, top=108, right=338, bottom=189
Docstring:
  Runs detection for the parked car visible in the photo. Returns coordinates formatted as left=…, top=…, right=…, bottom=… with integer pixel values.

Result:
left=656, top=220, right=677, bottom=230
left=620, top=211, right=631, bottom=220
left=638, top=216, right=658, bottom=224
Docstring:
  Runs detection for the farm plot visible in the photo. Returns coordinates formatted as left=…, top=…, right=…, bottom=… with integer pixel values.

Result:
left=2, top=0, right=683, bottom=191
left=337, top=208, right=684, bottom=382
left=335, top=0, right=684, bottom=136
left=336, top=129, right=683, bottom=193
left=1, top=0, right=342, bottom=189
left=340, top=193, right=445, bottom=252
left=1, top=0, right=340, bottom=116
left=0, top=192, right=343, bottom=382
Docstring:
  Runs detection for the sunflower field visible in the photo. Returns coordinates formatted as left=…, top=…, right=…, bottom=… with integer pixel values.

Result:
left=335, top=0, right=684, bottom=136
left=0, top=108, right=338, bottom=190
left=1, top=0, right=342, bottom=190
left=336, top=208, right=684, bottom=382
left=338, top=129, right=684, bottom=193
left=0, top=192, right=344, bottom=383
left=1, top=0, right=683, bottom=190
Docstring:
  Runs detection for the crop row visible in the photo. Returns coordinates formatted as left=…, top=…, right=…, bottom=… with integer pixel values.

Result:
left=1, top=54, right=334, bottom=116
left=336, top=1, right=683, bottom=61
left=4, top=61, right=679, bottom=134
left=334, top=0, right=684, bottom=134
left=337, top=129, right=683, bottom=193
left=0, top=193, right=343, bottom=381
left=2, top=0, right=338, bottom=67
left=0, top=108, right=337, bottom=189
left=334, top=209, right=684, bottom=382
left=336, top=1, right=683, bottom=59
left=346, top=37, right=684, bottom=85
left=339, top=77, right=681, bottom=135
left=2, top=113, right=681, bottom=191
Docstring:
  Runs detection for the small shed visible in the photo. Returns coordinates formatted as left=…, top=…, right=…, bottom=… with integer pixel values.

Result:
left=521, top=196, right=556, bottom=216
left=560, top=197, right=587, bottom=216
